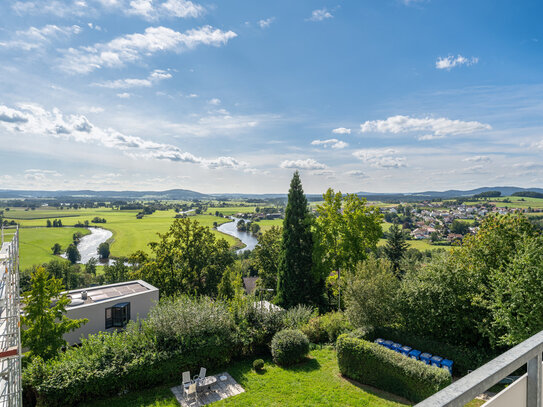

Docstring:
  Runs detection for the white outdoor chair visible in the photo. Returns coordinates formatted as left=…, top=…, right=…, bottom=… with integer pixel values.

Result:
left=182, top=371, right=192, bottom=390
left=193, top=367, right=206, bottom=382
left=184, top=382, right=198, bottom=404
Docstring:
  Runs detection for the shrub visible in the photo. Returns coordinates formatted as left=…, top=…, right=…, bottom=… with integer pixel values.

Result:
left=253, top=359, right=265, bottom=371
left=337, top=335, right=451, bottom=403
left=360, top=326, right=494, bottom=376
left=320, top=312, right=352, bottom=343
left=302, top=317, right=327, bottom=343
left=282, top=304, right=315, bottom=329
left=271, top=329, right=310, bottom=366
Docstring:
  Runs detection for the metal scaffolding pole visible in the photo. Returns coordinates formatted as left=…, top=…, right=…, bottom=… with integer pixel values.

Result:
left=0, top=226, right=22, bottom=407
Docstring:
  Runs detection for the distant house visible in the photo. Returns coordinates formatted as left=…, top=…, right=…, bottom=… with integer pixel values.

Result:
left=447, top=233, right=463, bottom=242
left=63, top=280, right=159, bottom=344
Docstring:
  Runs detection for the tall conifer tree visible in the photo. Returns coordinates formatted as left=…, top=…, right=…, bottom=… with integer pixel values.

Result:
left=276, top=171, right=314, bottom=308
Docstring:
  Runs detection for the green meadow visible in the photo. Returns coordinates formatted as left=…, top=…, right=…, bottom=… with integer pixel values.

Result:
left=5, top=208, right=238, bottom=269
left=207, top=206, right=258, bottom=216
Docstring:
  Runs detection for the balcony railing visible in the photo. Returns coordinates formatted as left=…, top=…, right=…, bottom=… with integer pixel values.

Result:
left=416, top=330, right=543, bottom=407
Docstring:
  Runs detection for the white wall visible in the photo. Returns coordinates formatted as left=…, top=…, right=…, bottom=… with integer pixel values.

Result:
left=64, top=287, right=159, bottom=344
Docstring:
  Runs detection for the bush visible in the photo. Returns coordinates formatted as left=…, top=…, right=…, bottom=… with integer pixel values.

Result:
left=253, top=359, right=265, bottom=371
left=360, top=326, right=494, bottom=376
left=337, top=335, right=451, bottom=403
left=320, top=312, right=352, bottom=343
left=302, top=317, right=327, bottom=343
left=271, top=329, right=310, bottom=366
left=282, top=304, right=315, bottom=329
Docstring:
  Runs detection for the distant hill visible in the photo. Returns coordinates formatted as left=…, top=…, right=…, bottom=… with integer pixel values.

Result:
left=0, top=189, right=210, bottom=200
left=356, top=186, right=543, bottom=199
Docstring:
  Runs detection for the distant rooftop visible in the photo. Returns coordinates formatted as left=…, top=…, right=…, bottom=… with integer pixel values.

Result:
left=64, top=280, right=158, bottom=308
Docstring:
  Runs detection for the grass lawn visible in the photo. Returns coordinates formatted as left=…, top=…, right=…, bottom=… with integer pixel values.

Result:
left=378, top=238, right=452, bottom=251
left=83, top=347, right=411, bottom=407
left=8, top=209, right=239, bottom=269
left=18, top=227, right=90, bottom=270
left=256, top=218, right=283, bottom=233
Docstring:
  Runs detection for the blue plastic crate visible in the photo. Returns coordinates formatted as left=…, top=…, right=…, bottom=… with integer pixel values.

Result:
left=441, top=359, right=453, bottom=375
left=391, top=342, right=402, bottom=352
left=408, top=349, right=421, bottom=360
left=400, top=345, right=412, bottom=356
left=430, top=355, right=443, bottom=368
left=382, top=340, right=394, bottom=349
left=374, top=338, right=385, bottom=346
left=420, top=352, right=432, bottom=364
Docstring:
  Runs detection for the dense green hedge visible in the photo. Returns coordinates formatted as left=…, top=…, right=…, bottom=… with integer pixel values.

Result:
left=358, top=326, right=494, bottom=376
left=271, top=329, right=310, bottom=366
left=337, top=335, right=451, bottom=403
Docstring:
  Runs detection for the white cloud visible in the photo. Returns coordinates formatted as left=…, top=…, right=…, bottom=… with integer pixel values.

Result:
left=208, top=98, right=221, bottom=105
left=353, top=148, right=407, bottom=168
left=0, top=103, right=253, bottom=171
left=24, top=169, right=62, bottom=181
left=0, top=24, right=81, bottom=51
left=11, top=1, right=89, bottom=17
left=436, top=55, right=479, bottom=70
left=258, top=17, right=275, bottom=29
left=360, top=115, right=491, bottom=138
left=307, top=8, right=333, bottom=22
left=280, top=158, right=327, bottom=170
left=311, top=138, right=348, bottom=149
left=417, top=134, right=445, bottom=141
left=463, top=155, right=490, bottom=163
left=93, top=69, right=172, bottom=89
left=117, top=92, right=132, bottom=98
left=332, top=127, right=351, bottom=134
left=128, top=0, right=205, bottom=20
left=0, top=106, right=29, bottom=123
left=345, top=170, right=367, bottom=178
left=59, top=25, right=237, bottom=74
left=513, top=162, right=543, bottom=169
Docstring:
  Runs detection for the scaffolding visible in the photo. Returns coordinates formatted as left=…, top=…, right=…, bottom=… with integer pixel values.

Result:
left=0, top=226, right=22, bottom=407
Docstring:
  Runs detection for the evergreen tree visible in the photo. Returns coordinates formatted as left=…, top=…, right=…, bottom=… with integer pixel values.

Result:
left=276, top=171, right=315, bottom=308
left=384, top=223, right=408, bottom=277
left=22, top=267, right=87, bottom=360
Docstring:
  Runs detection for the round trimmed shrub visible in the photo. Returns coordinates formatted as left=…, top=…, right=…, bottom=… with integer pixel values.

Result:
left=253, top=359, right=265, bottom=371
left=271, top=329, right=309, bottom=366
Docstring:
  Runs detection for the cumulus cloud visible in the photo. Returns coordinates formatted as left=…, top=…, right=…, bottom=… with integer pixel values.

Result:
left=353, top=148, right=406, bottom=168
left=345, top=170, right=367, bottom=178
left=93, top=69, right=172, bottom=89
left=311, top=138, right=348, bottom=149
left=417, top=134, right=445, bottom=141
left=0, top=24, right=81, bottom=51
left=280, top=158, right=327, bottom=170
left=128, top=0, right=205, bottom=20
left=307, top=8, right=333, bottom=21
left=24, top=169, right=62, bottom=181
left=360, top=115, right=491, bottom=138
left=208, top=98, right=221, bottom=105
left=463, top=155, right=490, bottom=163
left=0, top=103, right=253, bottom=171
left=0, top=106, right=29, bottom=123
left=258, top=17, right=275, bottom=28
left=11, top=1, right=89, bottom=17
left=436, top=55, right=479, bottom=70
left=332, top=127, right=351, bottom=134
left=59, top=25, right=237, bottom=74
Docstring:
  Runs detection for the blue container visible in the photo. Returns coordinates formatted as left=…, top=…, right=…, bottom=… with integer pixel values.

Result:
left=430, top=355, right=443, bottom=368
left=408, top=350, right=421, bottom=360
left=382, top=340, right=394, bottom=349
left=391, top=342, right=402, bottom=353
left=400, top=345, right=412, bottom=356
left=374, top=338, right=385, bottom=346
left=441, top=359, right=454, bottom=375
left=420, top=352, right=432, bottom=364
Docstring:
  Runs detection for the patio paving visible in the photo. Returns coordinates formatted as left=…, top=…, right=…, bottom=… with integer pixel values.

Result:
left=171, top=372, right=245, bottom=406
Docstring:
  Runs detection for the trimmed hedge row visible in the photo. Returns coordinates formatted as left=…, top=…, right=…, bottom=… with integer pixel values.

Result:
left=337, top=334, right=451, bottom=403
left=357, top=326, right=494, bottom=376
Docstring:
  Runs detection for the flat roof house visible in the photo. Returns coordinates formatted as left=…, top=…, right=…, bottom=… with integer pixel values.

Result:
left=63, top=280, right=159, bottom=345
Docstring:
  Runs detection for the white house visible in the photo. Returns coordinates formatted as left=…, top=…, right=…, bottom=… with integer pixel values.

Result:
left=63, top=280, right=159, bottom=344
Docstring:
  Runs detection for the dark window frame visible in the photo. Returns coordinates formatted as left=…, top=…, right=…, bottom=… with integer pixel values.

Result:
left=105, top=302, right=130, bottom=329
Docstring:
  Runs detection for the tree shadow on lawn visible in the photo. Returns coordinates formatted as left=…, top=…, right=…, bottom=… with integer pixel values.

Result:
left=339, top=375, right=413, bottom=406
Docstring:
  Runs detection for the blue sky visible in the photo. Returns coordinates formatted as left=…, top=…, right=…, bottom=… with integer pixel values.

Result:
left=1, top=0, right=542, bottom=194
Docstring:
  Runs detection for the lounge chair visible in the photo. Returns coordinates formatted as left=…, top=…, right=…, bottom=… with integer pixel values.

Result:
left=182, top=371, right=192, bottom=390
left=185, top=382, right=198, bottom=404
left=194, top=367, right=206, bottom=382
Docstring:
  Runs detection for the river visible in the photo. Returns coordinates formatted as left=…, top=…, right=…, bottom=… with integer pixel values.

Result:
left=217, top=217, right=258, bottom=254
left=62, top=227, right=113, bottom=264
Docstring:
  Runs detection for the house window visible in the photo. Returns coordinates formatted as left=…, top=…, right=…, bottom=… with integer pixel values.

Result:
left=105, top=302, right=130, bottom=329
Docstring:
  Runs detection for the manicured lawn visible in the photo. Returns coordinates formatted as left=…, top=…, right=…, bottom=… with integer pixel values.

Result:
left=18, top=227, right=90, bottom=270
left=83, top=347, right=411, bottom=407
left=9, top=209, right=239, bottom=269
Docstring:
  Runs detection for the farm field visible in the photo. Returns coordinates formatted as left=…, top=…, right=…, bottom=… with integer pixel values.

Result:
left=463, top=196, right=543, bottom=209
left=378, top=237, right=452, bottom=251
left=18, top=227, right=91, bottom=270
left=207, top=206, right=258, bottom=216
left=256, top=218, right=283, bottom=233
left=6, top=208, right=238, bottom=268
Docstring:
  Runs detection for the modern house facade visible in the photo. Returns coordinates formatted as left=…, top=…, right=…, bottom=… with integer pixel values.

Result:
left=63, top=280, right=159, bottom=344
